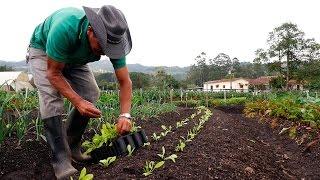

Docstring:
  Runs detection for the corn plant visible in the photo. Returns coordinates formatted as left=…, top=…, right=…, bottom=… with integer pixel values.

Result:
left=99, top=156, right=116, bottom=168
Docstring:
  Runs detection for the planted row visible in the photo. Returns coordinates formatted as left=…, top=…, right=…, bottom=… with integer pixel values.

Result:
left=142, top=107, right=213, bottom=177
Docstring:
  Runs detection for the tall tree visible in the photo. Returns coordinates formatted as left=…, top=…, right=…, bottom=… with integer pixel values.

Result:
left=266, top=22, right=316, bottom=89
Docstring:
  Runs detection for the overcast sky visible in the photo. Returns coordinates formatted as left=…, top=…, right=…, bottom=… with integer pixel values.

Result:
left=0, top=0, right=319, bottom=67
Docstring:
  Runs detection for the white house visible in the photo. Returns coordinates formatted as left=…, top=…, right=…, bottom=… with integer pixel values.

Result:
left=0, top=71, right=35, bottom=92
left=203, top=78, right=249, bottom=92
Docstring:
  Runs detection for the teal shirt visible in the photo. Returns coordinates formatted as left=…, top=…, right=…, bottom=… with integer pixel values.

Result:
left=30, top=7, right=126, bottom=69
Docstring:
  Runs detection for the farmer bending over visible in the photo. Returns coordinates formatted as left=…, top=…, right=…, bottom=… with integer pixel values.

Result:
left=28, top=5, right=132, bottom=179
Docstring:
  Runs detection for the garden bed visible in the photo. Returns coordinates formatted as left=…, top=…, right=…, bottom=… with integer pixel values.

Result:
left=1, top=106, right=320, bottom=179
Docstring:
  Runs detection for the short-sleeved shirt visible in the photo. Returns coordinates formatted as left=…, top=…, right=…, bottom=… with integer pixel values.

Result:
left=30, top=7, right=126, bottom=69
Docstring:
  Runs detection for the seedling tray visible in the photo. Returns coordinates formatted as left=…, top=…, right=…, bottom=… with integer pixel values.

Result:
left=91, top=130, right=148, bottom=161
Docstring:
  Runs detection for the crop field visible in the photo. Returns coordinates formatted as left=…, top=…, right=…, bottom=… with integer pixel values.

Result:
left=1, top=90, right=320, bottom=179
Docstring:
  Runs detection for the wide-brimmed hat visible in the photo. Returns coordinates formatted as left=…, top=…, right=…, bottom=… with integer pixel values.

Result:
left=83, top=5, right=132, bottom=59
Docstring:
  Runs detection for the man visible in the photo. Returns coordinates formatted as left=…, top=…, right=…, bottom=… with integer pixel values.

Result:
left=28, top=5, right=132, bottom=179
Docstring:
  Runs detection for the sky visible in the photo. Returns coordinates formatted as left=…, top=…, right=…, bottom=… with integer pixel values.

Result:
left=0, top=0, right=319, bottom=67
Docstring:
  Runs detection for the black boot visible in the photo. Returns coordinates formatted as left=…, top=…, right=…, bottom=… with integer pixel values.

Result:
left=66, top=108, right=92, bottom=162
left=43, top=116, right=77, bottom=180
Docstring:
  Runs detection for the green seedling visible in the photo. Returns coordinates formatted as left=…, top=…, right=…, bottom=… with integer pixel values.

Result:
left=164, top=154, right=178, bottom=163
left=127, top=144, right=135, bottom=156
left=79, top=167, right=93, bottom=180
left=130, top=121, right=141, bottom=133
left=99, top=156, right=116, bottom=168
left=143, top=160, right=165, bottom=176
left=143, top=142, right=151, bottom=147
left=157, top=146, right=166, bottom=159
left=175, top=139, right=186, bottom=152
left=186, top=130, right=196, bottom=142
left=152, top=133, right=161, bottom=141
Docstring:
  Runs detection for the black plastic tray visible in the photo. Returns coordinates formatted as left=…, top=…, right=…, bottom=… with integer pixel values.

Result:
left=91, top=130, right=148, bottom=161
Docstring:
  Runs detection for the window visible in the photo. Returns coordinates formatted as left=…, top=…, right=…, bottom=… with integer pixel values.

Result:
left=210, top=85, right=213, bottom=90
left=216, top=85, right=219, bottom=88
left=223, top=85, right=225, bottom=88
left=240, top=84, right=244, bottom=88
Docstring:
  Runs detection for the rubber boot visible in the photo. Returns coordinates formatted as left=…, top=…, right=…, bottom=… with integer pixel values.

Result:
left=43, top=116, right=78, bottom=180
left=66, top=108, right=92, bottom=163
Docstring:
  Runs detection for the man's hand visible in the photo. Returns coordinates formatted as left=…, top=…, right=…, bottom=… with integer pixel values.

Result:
left=116, top=117, right=132, bottom=135
left=76, top=99, right=101, bottom=118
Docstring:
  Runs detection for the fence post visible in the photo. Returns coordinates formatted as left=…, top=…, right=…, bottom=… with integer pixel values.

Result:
left=180, top=89, right=183, bottom=102
left=170, top=89, right=173, bottom=103
left=185, top=92, right=188, bottom=108
left=205, top=91, right=208, bottom=107
left=224, top=90, right=227, bottom=102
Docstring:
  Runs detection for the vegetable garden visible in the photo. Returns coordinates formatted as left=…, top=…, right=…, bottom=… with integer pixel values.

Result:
left=1, top=89, right=320, bottom=179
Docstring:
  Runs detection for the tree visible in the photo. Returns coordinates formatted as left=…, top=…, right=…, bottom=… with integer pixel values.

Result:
left=266, top=22, right=320, bottom=90
left=0, top=65, right=13, bottom=72
left=153, top=69, right=180, bottom=89
left=130, top=72, right=151, bottom=89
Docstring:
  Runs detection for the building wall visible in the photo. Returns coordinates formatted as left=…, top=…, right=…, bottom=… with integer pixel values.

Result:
left=204, top=79, right=249, bottom=92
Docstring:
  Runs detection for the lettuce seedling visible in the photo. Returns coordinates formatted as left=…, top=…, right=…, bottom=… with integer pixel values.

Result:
left=99, top=156, right=116, bottom=168
left=175, top=140, right=186, bottom=152
left=152, top=133, right=161, bottom=141
left=157, top=146, right=166, bottom=159
left=127, top=144, right=135, bottom=156
left=143, top=160, right=165, bottom=176
left=164, top=154, right=178, bottom=163
left=79, top=167, right=93, bottom=180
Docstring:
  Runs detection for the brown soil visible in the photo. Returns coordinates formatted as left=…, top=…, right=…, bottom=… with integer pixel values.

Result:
left=1, top=106, right=320, bottom=179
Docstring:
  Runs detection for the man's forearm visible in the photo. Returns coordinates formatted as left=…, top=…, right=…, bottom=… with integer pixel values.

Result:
left=119, top=80, right=132, bottom=114
left=48, top=72, right=82, bottom=106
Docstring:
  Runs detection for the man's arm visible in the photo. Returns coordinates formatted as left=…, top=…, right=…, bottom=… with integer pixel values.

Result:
left=114, top=66, right=132, bottom=134
left=47, top=57, right=101, bottom=118
left=115, top=66, right=132, bottom=114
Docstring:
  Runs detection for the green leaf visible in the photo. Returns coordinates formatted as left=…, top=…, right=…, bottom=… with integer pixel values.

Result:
left=83, top=174, right=94, bottom=180
left=155, top=161, right=165, bottom=169
left=165, top=154, right=178, bottom=163
left=143, top=172, right=153, bottom=176
left=79, top=167, right=87, bottom=179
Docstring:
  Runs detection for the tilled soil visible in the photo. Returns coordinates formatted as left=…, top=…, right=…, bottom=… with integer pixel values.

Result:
left=1, top=106, right=320, bottom=179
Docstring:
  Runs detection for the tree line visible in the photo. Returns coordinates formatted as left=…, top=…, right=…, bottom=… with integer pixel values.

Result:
left=187, top=22, right=320, bottom=90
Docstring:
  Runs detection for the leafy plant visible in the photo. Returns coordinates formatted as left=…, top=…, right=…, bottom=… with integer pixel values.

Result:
left=143, top=160, right=164, bottom=176
left=157, top=146, right=166, bottom=159
left=99, top=156, right=116, bottom=168
left=127, top=144, right=135, bottom=156
left=82, top=122, right=117, bottom=154
left=79, top=167, right=93, bottom=180
left=175, top=139, right=186, bottom=152
left=164, top=154, right=178, bottom=163
left=151, top=133, right=161, bottom=141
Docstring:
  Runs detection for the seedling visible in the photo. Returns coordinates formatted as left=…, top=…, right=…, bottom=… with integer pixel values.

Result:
left=130, top=121, right=141, bottom=133
left=175, top=139, right=186, bottom=152
left=143, top=160, right=165, bottom=176
left=143, top=142, right=151, bottom=147
left=79, top=167, right=93, bottom=180
left=152, top=133, right=161, bottom=141
left=165, top=154, right=178, bottom=163
left=160, top=125, right=172, bottom=137
left=157, top=146, right=166, bottom=159
left=99, top=156, right=116, bottom=168
left=127, top=144, right=135, bottom=156
left=157, top=146, right=178, bottom=162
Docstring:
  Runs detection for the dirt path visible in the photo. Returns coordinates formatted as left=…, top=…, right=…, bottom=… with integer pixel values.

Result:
left=1, top=106, right=320, bottom=179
